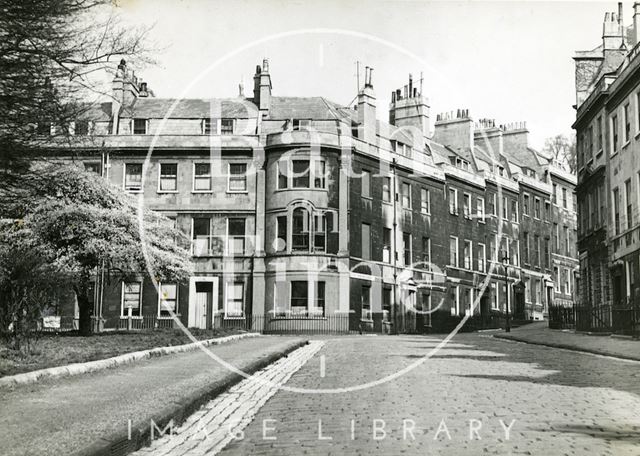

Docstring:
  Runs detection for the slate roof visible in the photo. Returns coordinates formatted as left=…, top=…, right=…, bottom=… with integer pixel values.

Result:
left=121, top=98, right=259, bottom=118
left=269, top=97, right=347, bottom=120
left=77, top=102, right=112, bottom=122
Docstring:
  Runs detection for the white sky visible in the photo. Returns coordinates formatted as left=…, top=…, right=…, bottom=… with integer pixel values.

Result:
left=115, top=0, right=621, bottom=149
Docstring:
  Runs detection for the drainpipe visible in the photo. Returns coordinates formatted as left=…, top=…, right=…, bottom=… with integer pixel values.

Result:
left=391, top=158, right=398, bottom=334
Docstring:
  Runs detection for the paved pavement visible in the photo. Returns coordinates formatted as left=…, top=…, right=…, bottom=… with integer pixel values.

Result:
left=203, top=333, right=640, bottom=456
left=0, top=336, right=304, bottom=456
left=494, top=321, right=640, bottom=361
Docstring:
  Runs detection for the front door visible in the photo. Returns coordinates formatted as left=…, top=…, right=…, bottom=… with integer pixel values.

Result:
left=189, top=278, right=217, bottom=329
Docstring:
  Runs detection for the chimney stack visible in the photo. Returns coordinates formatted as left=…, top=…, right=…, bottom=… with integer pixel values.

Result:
left=357, top=66, right=376, bottom=144
left=253, top=59, right=272, bottom=111
left=389, top=73, right=430, bottom=137
left=603, top=4, right=625, bottom=49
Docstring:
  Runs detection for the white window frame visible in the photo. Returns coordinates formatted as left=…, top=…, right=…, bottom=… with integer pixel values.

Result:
left=158, top=283, right=178, bottom=317
left=382, top=176, right=392, bottom=203
left=123, top=163, right=144, bottom=193
left=292, top=118, right=312, bottom=130
left=636, top=92, right=640, bottom=136
left=193, top=162, right=212, bottom=193
left=463, top=240, right=472, bottom=270
left=158, top=162, right=178, bottom=193
left=449, top=187, right=459, bottom=215
left=463, top=193, right=472, bottom=219
left=227, top=162, right=248, bottom=193
left=623, top=103, right=630, bottom=144
left=121, top=281, right=142, bottom=318
left=421, top=188, right=430, bottom=214
left=477, top=243, right=486, bottom=273
left=132, top=118, right=148, bottom=135
left=403, top=232, right=412, bottom=266
left=449, top=236, right=459, bottom=267
left=611, top=114, right=619, bottom=154
left=502, top=196, right=508, bottom=220
left=452, top=285, right=460, bottom=315
left=476, top=197, right=485, bottom=223
left=191, top=217, right=212, bottom=256
left=221, top=118, right=235, bottom=135
left=402, top=182, right=412, bottom=209
left=491, top=283, right=498, bottom=310
left=523, top=193, right=530, bottom=216
left=202, top=118, right=217, bottom=135
left=226, top=217, right=246, bottom=256
left=224, top=282, right=245, bottom=318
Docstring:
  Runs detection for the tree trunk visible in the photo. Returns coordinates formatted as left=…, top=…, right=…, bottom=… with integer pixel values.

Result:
left=75, top=285, right=93, bottom=336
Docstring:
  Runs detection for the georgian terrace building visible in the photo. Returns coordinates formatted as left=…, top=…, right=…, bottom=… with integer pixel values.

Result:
left=574, top=2, right=640, bottom=333
left=50, top=59, right=577, bottom=333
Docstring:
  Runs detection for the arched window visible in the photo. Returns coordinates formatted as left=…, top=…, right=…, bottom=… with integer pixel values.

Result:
left=292, top=207, right=309, bottom=251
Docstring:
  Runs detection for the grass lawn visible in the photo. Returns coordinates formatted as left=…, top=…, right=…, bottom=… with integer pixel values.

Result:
left=0, top=327, right=247, bottom=378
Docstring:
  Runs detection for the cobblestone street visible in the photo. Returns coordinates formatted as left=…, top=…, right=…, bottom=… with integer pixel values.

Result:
left=208, top=333, right=640, bottom=456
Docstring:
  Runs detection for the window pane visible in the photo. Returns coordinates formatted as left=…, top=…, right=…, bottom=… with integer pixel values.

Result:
left=133, top=119, right=146, bottom=134
left=276, top=216, right=287, bottom=251
left=160, top=284, right=177, bottom=313
left=125, top=164, right=143, bottom=190
left=123, top=282, right=141, bottom=315
left=361, top=223, right=371, bottom=260
left=278, top=161, right=288, bottom=189
left=291, top=281, right=308, bottom=312
left=192, top=218, right=210, bottom=255
left=361, top=171, right=371, bottom=197
left=383, top=177, right=391, bottom=202
left=160, top=164, right=177, bottom=191
left=228, top=218, right=245, bottom=236
left=221, top=118, right=234, bottom=134
left=314, top=161, right=326, bottom=188
left=292, top=160, right=310, bottom=188
left=292, top=208, right=309, bottom=250
left=194, top=164, right=211, bottom=190
left=229, top=163, right=247, bottom=191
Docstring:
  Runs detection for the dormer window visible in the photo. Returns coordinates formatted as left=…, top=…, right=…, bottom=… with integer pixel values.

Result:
left=455, top=157, right=470, bottom=171
left=292, top=119, right=311, bottom=130
left=391, top=140, right=411, bottom=157
left=133, top=118, right=147, bottom=135
left=202, top=118, right=217, bottom=135
left=221, top=118, right=234, bottom=135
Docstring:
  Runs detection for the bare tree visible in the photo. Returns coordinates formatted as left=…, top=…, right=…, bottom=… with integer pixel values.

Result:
left=0, top=0, right=154, bottom=183
left=543, top=134, right=577, bottom=174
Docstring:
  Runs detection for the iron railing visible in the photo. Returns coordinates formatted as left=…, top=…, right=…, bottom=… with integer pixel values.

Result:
left=574, top=301, right=640, bottom=336
left=548, top=305, right=575, bottom=329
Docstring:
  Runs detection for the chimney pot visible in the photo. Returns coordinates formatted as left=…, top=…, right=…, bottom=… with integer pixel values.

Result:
left=262, top=59, right=269, bottom=73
